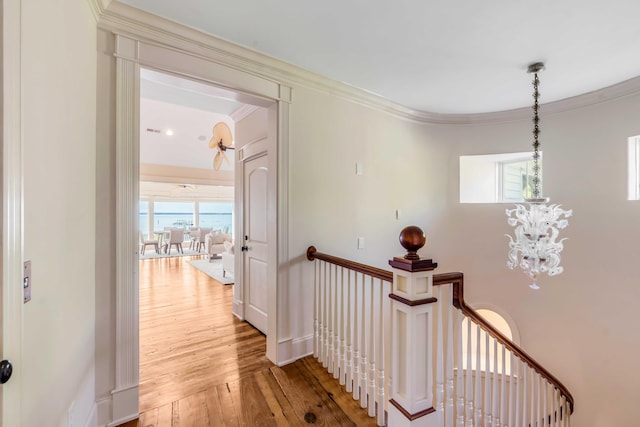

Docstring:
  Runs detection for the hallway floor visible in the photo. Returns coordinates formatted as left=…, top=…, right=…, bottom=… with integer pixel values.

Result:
left=118, top=256, right=378, bottom=426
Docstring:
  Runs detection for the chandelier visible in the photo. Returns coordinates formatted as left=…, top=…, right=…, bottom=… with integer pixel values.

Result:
left=505, top=62, right=572, bottom=290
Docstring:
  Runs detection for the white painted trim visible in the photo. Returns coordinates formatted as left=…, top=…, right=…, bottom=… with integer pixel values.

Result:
left=230, top=104, right=259, bottom=123
left=98, top=1, right=640, bottom=125
left=95, top=395, right=112, bottom=427
left=83, top=402, right=98, bottom=427
left=109, top=385, right=139, bottom=427
left=105, top=16, right=294, bottom=423
left=114, top=35, right=140, bottom=421
left=3, top=0, right=23, bottom=425
left=276, top=335, right=314, bottom=367
left=86, top=0, right=106, bottom=22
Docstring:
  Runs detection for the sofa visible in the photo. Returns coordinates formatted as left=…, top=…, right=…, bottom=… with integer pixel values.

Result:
left=221, top=240, right=234, bottom=277
left=205, top=230, right=232, bottom=261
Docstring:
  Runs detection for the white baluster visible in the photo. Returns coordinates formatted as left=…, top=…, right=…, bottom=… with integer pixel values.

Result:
left=376, top=280, right=386, bottom=426
left=474, top=326, right=482, bottom=426
left=338, top=267, right=346, bottom=385
left=551, top=387, right=560, bottom=427
left=436, top=286, right=445, bottom=422
left=515, top=357, right=521, bottom=426
left=500, top=344, right=506, bottom=427
left=484, top=330, right=491, bottom=426
left=491, top=338, right=498, bottom=427
left=445, top=287, right=455, bottom=427
left=535, top=373, right=541, bottom=427
left=324, top=262, right=331, bottom=368
left=368, top=277, right=376, bottom=417
left=345, top=269, right=353, bottom=393
left=327, top=264, right=336, bottom=374
left=352, top=272, right=360, bottom=400
left=360, top=274, right=368, bottom=408
left=456, top=310, right=465, bottom=427
left=319, top=261, right=325, bottom=365
left=313, top=260, right=319, bottom=358
left=543, top=379, right=548, bottom=427
left=522, top=363, right=528, bottom=427
left=465, top=319, right=473, bottom=427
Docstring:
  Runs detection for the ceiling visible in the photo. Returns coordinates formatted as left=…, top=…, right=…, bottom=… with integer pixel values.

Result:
left=139, top=68, right=245, bottom=199
left=118, top=0, right=640, bottom=114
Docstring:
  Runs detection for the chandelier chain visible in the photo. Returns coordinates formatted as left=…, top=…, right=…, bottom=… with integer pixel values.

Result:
left=532, top=72, right=541, bottom=199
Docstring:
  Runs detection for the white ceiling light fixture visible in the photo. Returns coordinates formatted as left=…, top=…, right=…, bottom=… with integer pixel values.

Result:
left=165, top=129, right=174, bottom=136
left=505, top=62, right=572, bottom=290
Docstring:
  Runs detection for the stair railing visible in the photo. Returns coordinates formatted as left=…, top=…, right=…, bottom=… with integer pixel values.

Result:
left=307, top=226, right=573, bottom=427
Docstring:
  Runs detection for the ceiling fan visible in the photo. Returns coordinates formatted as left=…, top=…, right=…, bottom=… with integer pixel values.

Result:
left=209, top=122, right=234, bottom=171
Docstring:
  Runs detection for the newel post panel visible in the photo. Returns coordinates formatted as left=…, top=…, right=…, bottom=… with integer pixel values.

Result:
left=388, top=226, right=440, bottom=427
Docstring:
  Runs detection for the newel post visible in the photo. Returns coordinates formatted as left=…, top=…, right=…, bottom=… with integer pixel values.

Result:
left=388, top=226, right=440, bottom=427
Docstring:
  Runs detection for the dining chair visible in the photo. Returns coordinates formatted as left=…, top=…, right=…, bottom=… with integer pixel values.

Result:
left=139, top=231, right=159, bottom=255
left=195, top=227, right=212, bottom=252
left=188, top=227, right=200, bottom=250
left=162, top=228, right=184, bottom=254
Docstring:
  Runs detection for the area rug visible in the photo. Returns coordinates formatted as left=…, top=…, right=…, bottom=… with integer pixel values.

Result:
left=139, top=247, right=207, bottom=260
left=186, top=259, right=234, bottom=285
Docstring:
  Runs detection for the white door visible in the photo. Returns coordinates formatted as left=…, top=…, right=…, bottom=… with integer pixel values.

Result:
left=243, top=153, right=269, bottom=334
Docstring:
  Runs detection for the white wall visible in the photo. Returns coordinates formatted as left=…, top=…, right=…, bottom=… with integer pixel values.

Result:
left=21, top=0, right=97, bottom=425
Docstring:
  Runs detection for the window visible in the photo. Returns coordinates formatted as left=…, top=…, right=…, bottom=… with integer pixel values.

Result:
left=153, top=201, right=195, bottom=231
left=138, top=200, right=233, bottom=239
left=199, top=202, right=233, bottom=234
left=628, top=135, right=640, bottom=200
left=461, top=308, right=517, bottom=373
left=460, top=152, right=540, bottom=203
left=139, top=201, right=149, bottom=239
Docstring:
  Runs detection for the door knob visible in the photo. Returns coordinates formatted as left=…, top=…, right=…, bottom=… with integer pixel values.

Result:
left=0, top=360, right=13, bottom=384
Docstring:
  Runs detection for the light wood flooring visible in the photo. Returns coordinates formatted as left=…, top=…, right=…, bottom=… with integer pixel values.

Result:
left=119, top=255, right=379, bottom=426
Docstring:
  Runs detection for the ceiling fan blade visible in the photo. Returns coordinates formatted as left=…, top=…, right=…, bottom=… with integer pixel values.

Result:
left=221, top=150, right=231, bottom=165
left=212, top=122, right=233, bottom=149
left=213, top=152, right=223, bottom=170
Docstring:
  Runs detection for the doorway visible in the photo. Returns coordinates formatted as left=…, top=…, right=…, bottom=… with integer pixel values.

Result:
left=111, top=33, right=291, bottom=422
left=137, top=68, right=273, bottom=403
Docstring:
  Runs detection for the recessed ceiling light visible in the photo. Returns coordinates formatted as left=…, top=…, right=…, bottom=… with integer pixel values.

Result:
left=166, top=129, right=174, bottom=136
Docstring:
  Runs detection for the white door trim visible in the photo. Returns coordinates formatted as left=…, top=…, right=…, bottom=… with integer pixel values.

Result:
left=3, top=0, right=24, bottom=424
left=109, top=30, right=291, bottom=424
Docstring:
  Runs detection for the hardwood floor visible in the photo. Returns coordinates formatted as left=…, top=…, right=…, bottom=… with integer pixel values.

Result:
left=119, top=256, right=379, bottom=426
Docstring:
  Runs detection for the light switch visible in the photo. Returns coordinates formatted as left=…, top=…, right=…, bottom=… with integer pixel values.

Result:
left=356, top=162, right=363, bottom=176
left=357, top=237, right=365, bottom=249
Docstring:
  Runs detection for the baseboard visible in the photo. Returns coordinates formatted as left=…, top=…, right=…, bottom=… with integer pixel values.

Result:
left=108, top=385, right=139, bottom=427
left=96, top=395, right=112, bottom=427
left=276, top=334, right=313, bottom=366
left=84, top=401, right=98, bottom=427
left=232, top=300, right=244, bottom=320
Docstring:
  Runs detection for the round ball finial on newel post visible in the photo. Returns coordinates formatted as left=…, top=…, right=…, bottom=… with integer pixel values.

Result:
left=399, top=225, right=426, bottom=260
left=389, top=225, right=438, bottom=271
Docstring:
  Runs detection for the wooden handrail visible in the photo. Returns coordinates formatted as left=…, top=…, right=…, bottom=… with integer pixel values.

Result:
left=447, top=274, right=574, bottom=413
left=306, top=245, right=574, bottom=413
left=306, top=246, right=393, bottom=282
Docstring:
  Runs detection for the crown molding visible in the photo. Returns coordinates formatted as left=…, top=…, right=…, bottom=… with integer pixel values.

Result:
left=230, top=104, right=259, bottom=123
left=99, top=1, right=640, bottom=125
left=87, top=0, right=110, bottom=21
